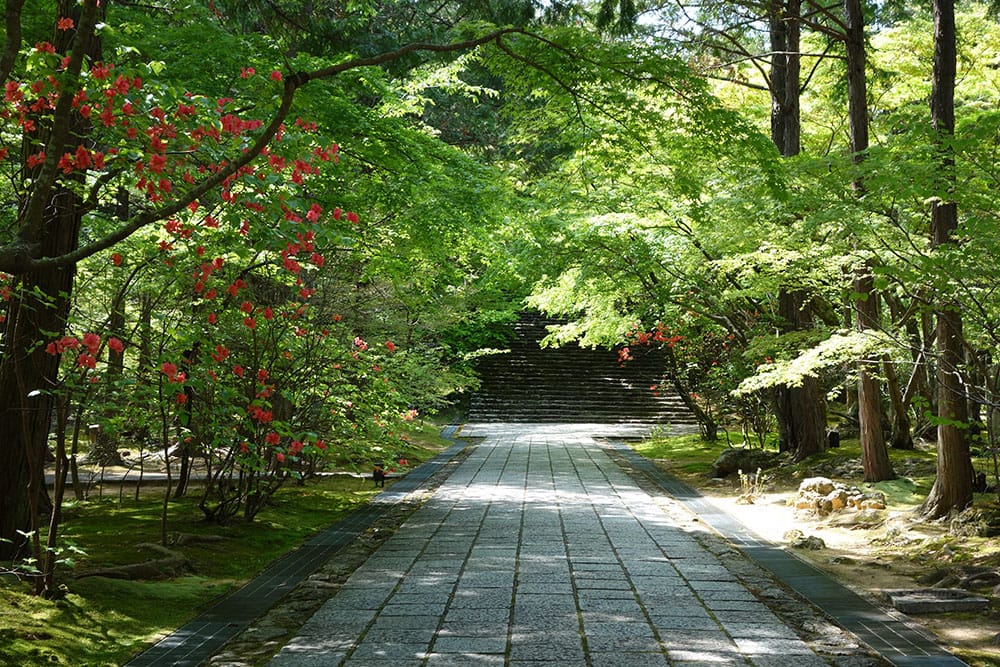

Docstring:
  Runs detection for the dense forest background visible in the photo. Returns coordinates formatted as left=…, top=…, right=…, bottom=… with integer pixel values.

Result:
left=1, top=0, right=999, bottom=597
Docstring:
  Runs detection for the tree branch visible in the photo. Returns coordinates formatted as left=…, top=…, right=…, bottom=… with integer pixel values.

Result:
left=7, top=27, right=525, bottom=273
left=17, top=0, right=99, bottom=252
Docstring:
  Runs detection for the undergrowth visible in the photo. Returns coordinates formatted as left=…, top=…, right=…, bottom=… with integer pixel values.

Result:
left=0, top=426, right=450, bottom=667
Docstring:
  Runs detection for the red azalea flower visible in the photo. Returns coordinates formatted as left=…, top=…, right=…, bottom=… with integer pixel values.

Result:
left=82, top=332, right=101, bottom=354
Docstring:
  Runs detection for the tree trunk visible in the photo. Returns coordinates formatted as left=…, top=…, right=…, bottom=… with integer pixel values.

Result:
left=844, top=0, right=894, bottom=482
left=883, top=357, right=914, bottom=449
left=777, top=290, right=828, bottom=461
left=664, top=346, right=718, bottom=441
left=0, top=212, right=80, bottom=560
left=781, top=0, right=801, bottom=155
left=769, top=0, right=788, bottom=149
left=920, top=0, right=974, bottom=518
left=0, top=1, right=97, bottom=560
left=855, top=270, right=895, bottom=481
left=768, top=0, right=826, bottom=460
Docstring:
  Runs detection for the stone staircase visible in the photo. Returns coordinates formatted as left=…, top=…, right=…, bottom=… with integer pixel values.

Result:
left=466, top=314, right=698, bottom=426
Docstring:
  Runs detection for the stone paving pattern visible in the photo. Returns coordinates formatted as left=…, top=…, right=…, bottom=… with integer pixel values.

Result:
left=270, top=425, right=839, bottom=666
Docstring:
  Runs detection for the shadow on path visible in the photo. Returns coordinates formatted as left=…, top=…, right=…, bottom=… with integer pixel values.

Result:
left=127, top=423, right=965, bottom=667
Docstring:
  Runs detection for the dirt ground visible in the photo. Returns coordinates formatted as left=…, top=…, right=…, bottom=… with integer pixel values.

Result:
left=686, top=472, right=1000, bottom=666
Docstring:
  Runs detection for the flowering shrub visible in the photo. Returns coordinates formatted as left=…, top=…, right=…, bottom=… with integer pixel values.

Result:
left=12, top=17, right=420, bottom=523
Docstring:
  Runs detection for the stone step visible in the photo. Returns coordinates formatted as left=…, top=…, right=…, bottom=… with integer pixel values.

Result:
left=466, top=314, right=696, bottom=426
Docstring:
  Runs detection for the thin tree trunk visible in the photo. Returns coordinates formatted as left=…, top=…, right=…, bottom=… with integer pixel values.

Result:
left=883, top=357, right=914, bottom=449
left=664, top=346, right=718, bottom=440
left=856, top=270, right=895, bottom=481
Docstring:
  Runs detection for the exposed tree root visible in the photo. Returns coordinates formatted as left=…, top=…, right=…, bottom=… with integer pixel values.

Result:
left=75, top=543, right=192, bottom=581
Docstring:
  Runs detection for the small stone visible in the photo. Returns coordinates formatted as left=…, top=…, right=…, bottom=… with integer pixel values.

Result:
left=784, top=529, right=805, bottom=543
left=828, top=509, right=886, bottom=530
left=243, top=624, right=290, bottom=642
left=790, top=535, right=826, bottom=550
left=799, top=477, right=835, bottom=495
left=826, top=489, right=849, bottom=511
left=795, top=497, right=816, bottom=510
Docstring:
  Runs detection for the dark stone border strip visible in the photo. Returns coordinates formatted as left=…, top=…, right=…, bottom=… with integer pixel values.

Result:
left=608, top=440, right=969, bottom=667
left=124, top=436, right=468, bottom=667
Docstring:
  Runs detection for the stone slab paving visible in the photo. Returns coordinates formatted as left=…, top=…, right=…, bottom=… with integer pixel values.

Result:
left=607, top=439, right=968, bottom=667
left=125, top=433, right=468, bottom=667
left=270, top=423, right=878, bottom=667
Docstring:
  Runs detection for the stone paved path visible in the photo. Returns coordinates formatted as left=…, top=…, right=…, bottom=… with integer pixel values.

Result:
left=269, top=425, right=838, bottom=666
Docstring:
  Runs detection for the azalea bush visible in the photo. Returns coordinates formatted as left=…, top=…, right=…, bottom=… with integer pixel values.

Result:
left=4, top=17, right=451, bottom=559
left=621, top=317, right=763, bottom=442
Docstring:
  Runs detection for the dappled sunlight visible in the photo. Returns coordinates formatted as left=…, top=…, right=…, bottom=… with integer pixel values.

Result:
left=260, top=423, right=916, bottom=666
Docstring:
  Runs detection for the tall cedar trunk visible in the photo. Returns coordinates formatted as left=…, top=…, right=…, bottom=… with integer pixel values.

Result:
left=781, top=0, right=801, bottom=155
left=0, top=3, right=96, bottom=560
left=769, top=0, right=788, bottom=149
left=770, top=0, right=827, bottom=460
left=777, top=290, right=828, bottom=460
left=846, top=0, right=894, bottom=481
left=920, top=0, right=974, bottom=518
